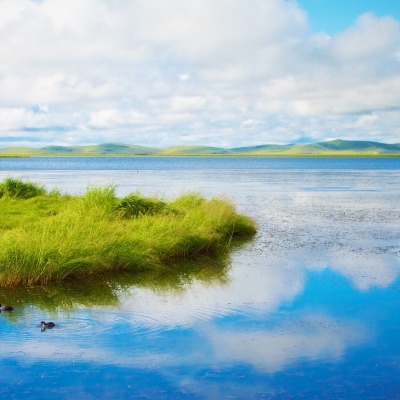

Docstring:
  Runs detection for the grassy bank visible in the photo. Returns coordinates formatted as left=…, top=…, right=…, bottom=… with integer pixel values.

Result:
left=0, top=178, right=256, bottom=288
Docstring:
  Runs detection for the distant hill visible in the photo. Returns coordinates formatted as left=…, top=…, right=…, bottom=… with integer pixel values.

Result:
left=78, top=143, right=159, bottom=155
left=230, top=140, right=400, bottom=155
left=161, top=145, right=229, bottom=155
left=0, top=140, right=399, bottom=156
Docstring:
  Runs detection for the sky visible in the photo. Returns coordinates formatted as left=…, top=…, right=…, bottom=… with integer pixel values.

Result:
left=0, top=0, right=399, bottom=148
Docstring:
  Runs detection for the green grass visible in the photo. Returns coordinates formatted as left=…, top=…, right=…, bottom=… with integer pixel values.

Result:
left=0, top=179, right=256, bottom=288
left=0, top=177, right=47, bottom=199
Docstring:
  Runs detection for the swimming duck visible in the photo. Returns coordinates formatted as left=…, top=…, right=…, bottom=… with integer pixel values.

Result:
left=0, top=304, right=13, bottom=311
left=41, top=321, right=55, bottom=330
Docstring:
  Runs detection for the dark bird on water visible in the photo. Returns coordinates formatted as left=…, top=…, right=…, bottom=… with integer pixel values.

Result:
left=0, top=304, right=13, bottom=311
left=41, top=321, right=55, bottom=330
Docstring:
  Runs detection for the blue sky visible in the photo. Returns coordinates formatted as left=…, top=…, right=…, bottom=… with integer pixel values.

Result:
left=299, top=0, right=400, bottom=34
left=0, top=0, right=399, bottom=148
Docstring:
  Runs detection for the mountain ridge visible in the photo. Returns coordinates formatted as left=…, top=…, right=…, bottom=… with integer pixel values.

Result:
left=0, top=139, right=399, bottom=156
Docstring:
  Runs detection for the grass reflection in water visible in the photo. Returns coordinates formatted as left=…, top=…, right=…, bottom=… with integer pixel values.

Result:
left=0, top=254, right=232, bottom=316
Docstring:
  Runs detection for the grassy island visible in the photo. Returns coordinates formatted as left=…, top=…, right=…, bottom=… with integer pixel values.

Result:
left=0, top=178, right=256, bottom=288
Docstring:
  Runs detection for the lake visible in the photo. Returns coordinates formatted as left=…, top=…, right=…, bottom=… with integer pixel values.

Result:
left=0, top=157, right=399, bottom=399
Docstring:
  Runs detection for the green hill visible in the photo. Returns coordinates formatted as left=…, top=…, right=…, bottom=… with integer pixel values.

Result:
left=230, top=144, right=293, bottom=154
left=41, top=146, right=78, bottom=154
left=0, top=139, right=399, bottom=156
left=161, top=145, right=229, bottom=155
left=0, top=147, right=44, bottom=155
left=0, top=143, right=160, bottom=155
left=313, top=139, right=400, bottom=154
left=230, top=140, right=400, bottom=155
left=78, top=143, right=160, bottom=155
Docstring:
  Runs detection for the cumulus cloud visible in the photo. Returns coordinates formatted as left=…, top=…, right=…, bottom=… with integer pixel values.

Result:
left=206, top=316, right=368, bottom=373
left=0, top=312, right=369, bottom=376
left=119, top=256, right=305, bottom=327
left=0, top=0, right=399, bottom=147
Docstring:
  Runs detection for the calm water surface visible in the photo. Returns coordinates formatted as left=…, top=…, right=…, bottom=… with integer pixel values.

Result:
left=0, top=157, right=399, bottom=399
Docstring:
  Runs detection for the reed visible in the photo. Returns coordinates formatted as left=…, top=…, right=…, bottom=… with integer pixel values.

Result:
left=0, top=180, right=256, bottom=287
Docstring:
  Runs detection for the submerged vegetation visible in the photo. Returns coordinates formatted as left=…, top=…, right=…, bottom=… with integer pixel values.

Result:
left=0, top=179, right=256, bottom=288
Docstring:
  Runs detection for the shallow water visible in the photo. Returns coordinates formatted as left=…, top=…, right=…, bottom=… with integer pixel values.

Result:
left=0, top=157, right=400, bottom=399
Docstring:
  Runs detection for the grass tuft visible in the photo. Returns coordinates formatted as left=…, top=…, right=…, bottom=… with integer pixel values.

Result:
left=0, top=179, right=256, bottom=287
left=0, top=178, right=46, bottom=199
left=116, top=193, right=168, bottom=217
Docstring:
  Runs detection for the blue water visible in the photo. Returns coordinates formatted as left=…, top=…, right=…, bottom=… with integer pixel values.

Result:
left=0, top=156, right=399, bottom=171
left=0, top=157, right=399, bottom=399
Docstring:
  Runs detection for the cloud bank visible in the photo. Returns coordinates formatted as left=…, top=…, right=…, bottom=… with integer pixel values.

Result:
left=0, top=0, right=399, bottom=147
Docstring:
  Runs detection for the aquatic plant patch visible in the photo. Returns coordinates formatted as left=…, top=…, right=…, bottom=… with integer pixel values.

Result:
left=0, top=179, right=256, bottom=287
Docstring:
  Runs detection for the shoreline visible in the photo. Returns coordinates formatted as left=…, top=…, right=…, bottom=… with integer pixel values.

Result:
left=1, top=153, right=400, bottom=158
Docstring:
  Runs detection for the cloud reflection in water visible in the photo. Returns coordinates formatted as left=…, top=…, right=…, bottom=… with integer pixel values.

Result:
left=1, top=161, right=399, bottom=398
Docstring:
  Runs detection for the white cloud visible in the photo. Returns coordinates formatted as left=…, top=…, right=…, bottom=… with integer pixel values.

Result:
left=88, top=108, right=148, bottom=128
left=117, top=248, right=399, bottom=327
left=0, top=107, right=48, bottom=131
left=0, top=1, right=399, bottom=147
left=0, top=312, right=369, bottom=377
left=331, top=13, right=400, bottom=62
left=119, top=256, right=305, bottom=327
left=122, top=0, right=307, bottom=66
left=206, top=315, right=368, bottom=373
